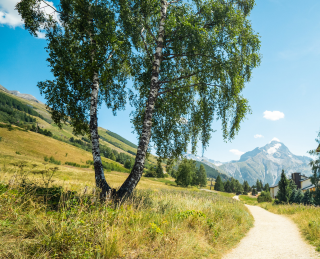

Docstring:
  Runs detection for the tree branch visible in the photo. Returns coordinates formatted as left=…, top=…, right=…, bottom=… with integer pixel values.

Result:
left=158, top=72, right=198, bottom=85
left=140, top=27, right=153, bottom=61
left=158, top=82, right=220, bottom=95
left=40, top=0, right=62, bottom=14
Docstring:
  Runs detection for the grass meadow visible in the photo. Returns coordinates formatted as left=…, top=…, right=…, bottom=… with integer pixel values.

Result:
left=0, top=169, right=254, bottom=258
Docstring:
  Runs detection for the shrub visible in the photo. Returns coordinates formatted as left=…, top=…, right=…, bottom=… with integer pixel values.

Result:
left=0, top=136, right=2, bottom=141
left=44, top=156, right=61, bottom=165
left=15, top=151, right=21, bottom=155
left=65, top=161, right=81, bottom=167
left=257, top=191, right=272, bottom=203
left=86, top=160, right=94, bottom=165
left=144, top=170, right=157, bottom=177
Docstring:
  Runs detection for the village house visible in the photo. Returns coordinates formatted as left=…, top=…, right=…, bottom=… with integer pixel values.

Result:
left=270, top=172, right=316, bottom=199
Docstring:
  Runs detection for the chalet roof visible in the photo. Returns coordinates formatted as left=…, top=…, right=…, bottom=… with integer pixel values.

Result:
left=270, top=184, right=278, bottom=188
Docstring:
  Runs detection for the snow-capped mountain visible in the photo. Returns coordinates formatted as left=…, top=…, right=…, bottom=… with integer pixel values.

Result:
left=218, top=140, right=312, bottom=185
left=183, top=152, right=225, bottom=167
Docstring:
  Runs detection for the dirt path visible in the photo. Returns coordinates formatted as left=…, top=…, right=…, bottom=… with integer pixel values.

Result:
left=224, top=202, right=320, bottom=259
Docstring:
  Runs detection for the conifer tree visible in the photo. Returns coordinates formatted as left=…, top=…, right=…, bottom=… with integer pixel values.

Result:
left=294, top=189, right=304, bottom=204
left=243, top=180, right=251, bottom=193
left=251, top=188, right=257, bottom=195
left=214, top=175, right=224, bottom=192
left=256, top=179, right=262, bottom=192
left=234, top=180, right=244, bottom=194
left=276, top=170, right=291, bottom=203
left=196, top=165, right=207, bottom=187
left=155, top=162, right=164, bottom=178
left=264, top=183, right=270, bottom=192
left=224, top=180, right=231, bottom=193
left=289, top=188, right=297, bottom=203
left=302, top=190, right=314, bottom=205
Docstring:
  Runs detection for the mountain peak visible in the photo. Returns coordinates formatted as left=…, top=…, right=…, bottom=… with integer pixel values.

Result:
left=0, top=84, right=43, bottom=104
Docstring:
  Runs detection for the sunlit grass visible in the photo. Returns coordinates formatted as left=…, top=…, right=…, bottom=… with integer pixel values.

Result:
left=0, top=171, right=254, bottom=258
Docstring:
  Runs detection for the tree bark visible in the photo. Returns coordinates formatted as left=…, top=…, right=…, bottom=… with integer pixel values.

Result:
left=88, top=14, right=112, bottom=199
left=117, top=0, right=168, bottom=200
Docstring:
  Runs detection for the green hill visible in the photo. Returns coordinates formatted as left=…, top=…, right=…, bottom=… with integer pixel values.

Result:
left=195, top=161, right=229, bottom=181
left=0, top=86, right=158, bottom=167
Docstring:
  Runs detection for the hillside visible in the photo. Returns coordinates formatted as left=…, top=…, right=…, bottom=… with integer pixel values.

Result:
left=195, top=161, right=229, bottom=181
left=0, top=84, right=159, bottom=167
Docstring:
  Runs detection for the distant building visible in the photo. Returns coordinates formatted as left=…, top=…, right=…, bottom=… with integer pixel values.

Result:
left=270, top=172, right=316, bottom=199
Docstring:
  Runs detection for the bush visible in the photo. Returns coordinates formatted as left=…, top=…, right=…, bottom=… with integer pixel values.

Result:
left=44, top=156, right=61, bottom=165
left=257, top=191, right=272, bottom=203
left=144, top=170, right=157, bottom=177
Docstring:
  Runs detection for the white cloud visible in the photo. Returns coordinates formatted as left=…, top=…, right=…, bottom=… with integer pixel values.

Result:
left=254, top=134, right=264, bottom=138
left=230, top=149, right=244, bottom=156
left=267, top=143, right=281, bottom=155
left=0, top=0, right=23, bottom=27
left=271, top=137, right=280, bottom=142
left=263, top=110, right=285, bottom=121
left=0, top=0, right=59, bottom=36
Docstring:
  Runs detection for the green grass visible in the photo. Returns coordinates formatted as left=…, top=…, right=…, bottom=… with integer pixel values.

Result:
left=239, top=195, right=258, bottom=205
left=0, top=174, right=254, bottom=258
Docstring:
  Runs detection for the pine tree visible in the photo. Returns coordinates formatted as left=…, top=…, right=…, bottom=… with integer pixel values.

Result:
left=294, top=189, right=304, bottom=204
left=256, top=179, right=262, bottom=192
left=230, top=178, right=237, bottom=193
left=156, top=163, right=164, bottom=178
left=289, top=188, right=297, bottom=203
left=252, top=188, right=257, bottom=196
left=276, top=170, right=291, bottom=203
left=302, top=190, right=314, bottom=205
left=234, top=180, right=244, bottom=195
left=224, top=180, right=231, bottom=193
left=243, top=181, right=251, bottom=193
left=264, top=183, right=270, bottom=192
left=197, top=165, right=207, bottom=187
left=214, top=175, right=224, bottom=191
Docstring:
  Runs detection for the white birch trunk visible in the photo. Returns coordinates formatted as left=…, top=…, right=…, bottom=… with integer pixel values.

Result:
left=117, top=0, right=168, bottom=199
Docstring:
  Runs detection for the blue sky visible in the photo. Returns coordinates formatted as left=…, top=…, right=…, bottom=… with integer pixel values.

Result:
left=0, top=0, right=319, bottom=162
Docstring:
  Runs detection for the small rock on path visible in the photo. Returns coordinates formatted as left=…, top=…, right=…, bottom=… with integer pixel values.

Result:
left=224, top=203, right=320, bottom=259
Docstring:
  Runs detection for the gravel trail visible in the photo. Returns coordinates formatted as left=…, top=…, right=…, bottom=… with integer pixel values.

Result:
left=223, top=202, right=320, bottom=259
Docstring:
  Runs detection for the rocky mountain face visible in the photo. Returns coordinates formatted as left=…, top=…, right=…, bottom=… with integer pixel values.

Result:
left=0, top=84, right=43, bottom=104
left=218, top=141, right=312, bottom=186
left=184, top=152, right=225, bottom=167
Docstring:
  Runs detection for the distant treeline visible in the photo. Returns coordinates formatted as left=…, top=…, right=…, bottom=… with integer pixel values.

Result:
left=100, top=134, right=137, bottom=155
left=0, top=91, right=50, bottom=124
left=105, top=130, right=138, bottom=149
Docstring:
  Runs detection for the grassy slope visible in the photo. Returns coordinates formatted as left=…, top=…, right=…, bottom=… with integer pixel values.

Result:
left=0, top=127, right=172, bottom=191
left=0, top=90, right=158, bottom=165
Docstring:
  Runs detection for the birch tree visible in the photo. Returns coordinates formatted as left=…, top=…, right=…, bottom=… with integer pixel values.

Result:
left=16, top=0, right=130, bottom=198
left=116, top=0, right=261, bottom=199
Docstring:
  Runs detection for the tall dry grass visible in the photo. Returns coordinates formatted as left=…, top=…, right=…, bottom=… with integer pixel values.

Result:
left=0, top=170, right=253, bottom=259
left=260, top=203, right=320, bottom=252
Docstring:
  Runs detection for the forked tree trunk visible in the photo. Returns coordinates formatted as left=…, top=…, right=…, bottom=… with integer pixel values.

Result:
left=116, top=0, right=168, bottom=200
